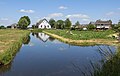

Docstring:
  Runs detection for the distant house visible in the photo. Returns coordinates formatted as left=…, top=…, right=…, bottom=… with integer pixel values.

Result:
left=11, top=23, right=17, bottom=29
left=7, top=23, right=17, bottom=29
left=36, top=19, right=51, bottom=29
left=74, top=24, right=88, bottom=31
left=95, top=20, right=112, bottom=29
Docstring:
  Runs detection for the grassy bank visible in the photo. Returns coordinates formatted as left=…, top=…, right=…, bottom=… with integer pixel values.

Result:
left=30, top=29, right=43, bottom=33
left=43, top=30, right=118, bottom=45
left=45, top=30, right=116, bottom=40
left=0, top=29, right=30, bottom=65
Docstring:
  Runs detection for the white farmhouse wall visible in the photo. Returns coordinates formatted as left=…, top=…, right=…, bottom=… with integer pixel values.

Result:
left=38, top=20, right=51, bottom=29
left=96, top=25, right=110, bottom=29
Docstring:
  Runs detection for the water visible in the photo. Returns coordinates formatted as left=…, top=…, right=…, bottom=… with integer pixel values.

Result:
left=0, top=33, right=116, bottom=76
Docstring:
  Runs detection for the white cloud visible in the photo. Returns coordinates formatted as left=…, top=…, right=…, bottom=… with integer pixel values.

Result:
left=43, top=13, right=63, bottom=20
left=19, top=9, right=35, bottom=13
left=118, top=8, right=120, bottom=10
left=66, top=14, right=90, bottom=19
left=82, top=19, right=89, bottom=21
left=0, top=18, right=9, bottom=21
left=36, top=13, right=63, bottom=22
left=48, top=13, right=63, bottom=18
left=106, top=12, right=115, bottom=16
left=82, top=19, right=90, bottom=23
left=0, top=18, right=16, bottom=26
left=59, top=6, right=68, bottom=10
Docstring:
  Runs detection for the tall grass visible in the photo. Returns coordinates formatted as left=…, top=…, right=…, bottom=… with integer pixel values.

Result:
left=0, top=29, right=30, bottom=65
left=72, top=46, right=120, bottom=76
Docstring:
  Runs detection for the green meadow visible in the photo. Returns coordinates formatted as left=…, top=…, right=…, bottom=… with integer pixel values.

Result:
left=45, top=29, right=116, bottom=40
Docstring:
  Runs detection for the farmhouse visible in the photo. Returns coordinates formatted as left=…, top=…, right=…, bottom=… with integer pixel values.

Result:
left=95, top=20, right=112, bottom=29
left=11, top=23, right=17, bottom=29
left=36, top=19, right=51, bottom=29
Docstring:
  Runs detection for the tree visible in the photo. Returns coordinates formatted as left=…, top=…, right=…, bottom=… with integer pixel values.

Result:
left=32, top=24, right=36, bottom=29
left=119, top=20, right=120, bottom=24
left=74, top=21, right=81, bottom=30
left=87, top=24, right=96, bottom=30
left=111, top=24, right=116, bottom=30
left=56, top=20, right=64, bottom=29
left=18, top=18, right=29, bottom=29
left=115, top=20, right=120, bottom=41
left=0, top=25, right=6, bottom=29
left=75, top=21, right=80, bottom=27
left=18, top=16, right=31, bottom=29
left=49, top=18, right=56, bottom=28
left=22, top=16, right=31, bottom=25
left=114, top=20, right=120, bottom=32
left=64, top=18, right=72, bottom=29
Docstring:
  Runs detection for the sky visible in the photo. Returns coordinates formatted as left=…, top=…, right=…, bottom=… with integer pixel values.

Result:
left=0, top=0, right=120, bottom=26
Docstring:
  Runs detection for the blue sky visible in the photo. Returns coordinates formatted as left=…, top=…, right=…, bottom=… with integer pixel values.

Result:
left=0, top=0, right=120, bottom=26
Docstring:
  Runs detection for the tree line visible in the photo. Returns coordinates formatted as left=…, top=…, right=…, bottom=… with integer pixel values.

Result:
left=1, top=15, right=120, bottom=31
left=48, top=18, right=72, bottom=29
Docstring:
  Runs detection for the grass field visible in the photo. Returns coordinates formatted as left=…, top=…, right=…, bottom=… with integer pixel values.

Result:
left=0, top=29, right=30, bottom=65
left=45, top=30, right=116, bottom=40
left=30, top=29, right=43, bottom=33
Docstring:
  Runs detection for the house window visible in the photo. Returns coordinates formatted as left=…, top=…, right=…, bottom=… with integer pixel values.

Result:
left=41, top=25, right=42, bottom=28
left=47, top=25, right=49, bottom=28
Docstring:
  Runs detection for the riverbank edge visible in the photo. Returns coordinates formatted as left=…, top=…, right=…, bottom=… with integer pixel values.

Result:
left=0, top=30, right=30, bottom=65
left=43, top=31, right=119, bottom=46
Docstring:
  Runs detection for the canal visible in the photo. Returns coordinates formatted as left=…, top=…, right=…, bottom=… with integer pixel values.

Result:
left=0, top=33, right=117, bottom=76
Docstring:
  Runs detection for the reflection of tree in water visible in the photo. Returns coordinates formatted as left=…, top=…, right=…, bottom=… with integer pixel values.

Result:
left=49, top=36, right=55, bottom=42
left=0, top=45, right=22, bottom=75
left=72, top=46, right=120, bottom=76
left=0, top=45, right=23, bottom=75
left=23, top=35, right=31, bottom=45
left=32, top=33, right=35, bottom=36
left=0, top=35, right=30, bottom=74
left=0, top=63, right=11, bottom=75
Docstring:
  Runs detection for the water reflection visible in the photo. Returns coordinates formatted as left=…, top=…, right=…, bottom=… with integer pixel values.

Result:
left=49, top=36, right=55, bottom=42
left=0, top=63, right=12, bottom=75
left=94, top=46, right=120, bottom=76
left=32, top=32, right=55, bottom=42
left=72, top=46, right=120, bottom=76
left=0, top=35, right=31, bottom=74
left=23, top=35, right=31, bottom=45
